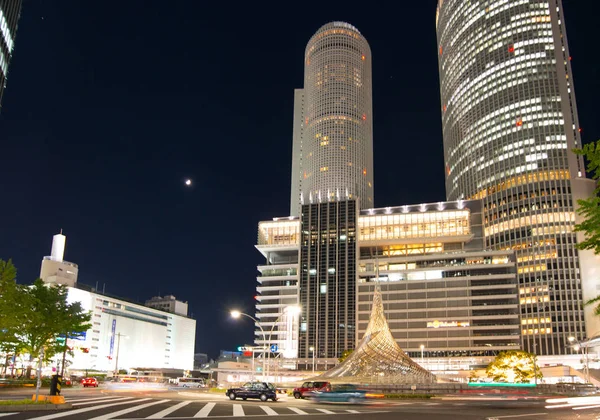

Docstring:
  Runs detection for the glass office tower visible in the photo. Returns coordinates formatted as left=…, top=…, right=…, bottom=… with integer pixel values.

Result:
left=290, top=22, right=374, bottom=216
left=0, top=0, right=22, bottom=111
left=436, top=0, right=597, bottom=355
left=299, top=200, right=358, bottom=359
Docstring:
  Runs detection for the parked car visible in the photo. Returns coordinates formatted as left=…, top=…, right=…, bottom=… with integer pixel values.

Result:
left=308, top=383, right=384, bottom=403
left=293, top=381, right=331, bottom=399
left=81, top=377, right=98, bottom=388
left=225, top=382, right=278, bottom=402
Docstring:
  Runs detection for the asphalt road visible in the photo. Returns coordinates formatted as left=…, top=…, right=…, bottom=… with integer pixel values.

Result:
left=0, top=386, right=599, bottom=420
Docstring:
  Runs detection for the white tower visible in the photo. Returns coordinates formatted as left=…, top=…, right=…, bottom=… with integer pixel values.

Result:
left=290, top=22, right=374, bottom=216
left=40, top=231, right=78, bottom=287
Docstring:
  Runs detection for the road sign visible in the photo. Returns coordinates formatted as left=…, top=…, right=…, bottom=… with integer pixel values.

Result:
left=270, top=344, right=278, bottom=353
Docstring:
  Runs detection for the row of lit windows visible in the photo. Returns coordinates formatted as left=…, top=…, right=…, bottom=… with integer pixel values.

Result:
left=516, top=251, right=557, bottom=263
left=522, top=317, right=551, bottom=325
left=485, top=211, right=574, bottom=236
left=520, top=286, right=549, bottom=295
left=449, top=96, right=547, bottom=161
left=522, top=328, right=552, bottom=335
left=470, top=170, right=570, bottom=199
left=258, top=221, right=300, bottom=246
left=518, top=265, right=547, bottom=275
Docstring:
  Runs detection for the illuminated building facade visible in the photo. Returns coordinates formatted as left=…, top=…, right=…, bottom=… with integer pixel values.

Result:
left=66, top=287, right=195, bottom=372
left=0, top=0, right=22, bottom=111
left=256, top=199, right=519, bottom=364
left=255, top=217, right=302, bottom=360
left=357, top=201, right=519, bottom=358
left=36, top=232, right=196, bottom=372
left=436, top=0, right=598, bottom=355
left=290, top=22, right=374, bottom=216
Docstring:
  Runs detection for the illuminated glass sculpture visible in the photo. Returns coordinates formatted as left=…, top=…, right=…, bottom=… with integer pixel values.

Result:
left=319, top=283, right=436, bottom=384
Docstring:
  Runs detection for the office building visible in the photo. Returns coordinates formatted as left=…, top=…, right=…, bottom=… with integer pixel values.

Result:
left=39, top=232, right=79, bottom=287
left=436, top=0, right=598, bottom=354
left=298, top=200, right=358, bottom=360
left=65, top=287, right=195, bottom=372
left=256, top=199, right=519, bottom=366
left=38, top=233, right=196, bottom=372
left=290, top=22, right=374, bottom=216
left=145, top=295, right=189, bottom=316
left=357, top=201, right=519, bottom=358
left=0, top=0, right=22, bottom=111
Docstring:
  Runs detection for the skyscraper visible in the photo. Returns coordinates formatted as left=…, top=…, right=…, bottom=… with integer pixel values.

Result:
left=290, top=22, right=374, bottom=216
left=0, top=0, right=22, bottom=111
left=436, top=0, right=598, bottom=355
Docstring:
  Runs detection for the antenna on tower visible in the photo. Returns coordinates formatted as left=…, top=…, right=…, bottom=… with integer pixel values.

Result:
left=60, top=228, right=63, bottom=234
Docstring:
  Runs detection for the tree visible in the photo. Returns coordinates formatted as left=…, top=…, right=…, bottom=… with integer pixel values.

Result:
left=486, top=350, right=542, bottom=383
left=573, top=140, right=600, bottom=315
left=19, top=279, right=91, bottom=362
left=16, top=279, right=91, bottom=399
left=0, top=260, right=26, bottom=355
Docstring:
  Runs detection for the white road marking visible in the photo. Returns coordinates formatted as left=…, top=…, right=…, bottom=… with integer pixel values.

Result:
left=87, top=399, right=169, bottom=420
left=66, top=396, right=121, bottom=403
left=259, top=405, right=279, bottom=415
left=72, top=397, right=134, bottom=406
left=0, top=414, right=17, bottom=418
left=316, top=408, right=335, bottom=414
left=146, top=400, right=191, bottom=418
left=485, top=414, right=547, bottom=419
left=346, top=409, right=360, bottom=413
left=193, top=402, right=216, bottom=418
left=288, top=407, right=308, bottom=415
left=26, top=398, right=152, bottom=420
left=233, top=404, right=244, bottom=417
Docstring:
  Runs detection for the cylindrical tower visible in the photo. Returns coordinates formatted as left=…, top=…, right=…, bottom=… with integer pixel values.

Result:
left=436, top=0, right=593, bottom=355
left=301, top=22, right=374, bottom=209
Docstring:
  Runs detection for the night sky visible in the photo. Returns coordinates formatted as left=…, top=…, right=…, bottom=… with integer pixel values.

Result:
left=1, top=1, right=598, bottom=359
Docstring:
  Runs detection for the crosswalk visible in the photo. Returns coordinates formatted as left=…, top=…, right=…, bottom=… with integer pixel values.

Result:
left=5, top=396, right=379, bottom=419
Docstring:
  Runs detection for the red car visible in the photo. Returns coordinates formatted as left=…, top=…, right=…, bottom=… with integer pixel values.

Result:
left=293, top=381, right=331, bottom=399
left=81, top=377, right=98, bottom=388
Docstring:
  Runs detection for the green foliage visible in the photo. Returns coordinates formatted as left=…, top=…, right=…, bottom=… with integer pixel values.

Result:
left=0, top=260, right=24, bottom=350
left=573, top=140, right=600, bottom=314
left=338, top=349, right=353, bottom=363
left=0, top=399, right=52, bottom=405
left=0, top=260, right=92, bottom=366
left=18, top=279, right=92, bottom=361
left=486, top=350, right=543, bottom=383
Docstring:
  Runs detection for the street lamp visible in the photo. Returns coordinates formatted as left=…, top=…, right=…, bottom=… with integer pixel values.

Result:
left=568, top=336, right=589, bottom=384
left=420, top=344, right=425, bottom=366
left=265, top=305, right=301, bottom=381
left=309, top=346, right=315, bottom=374
left=113, top=333, right=128, bottom=379
left=231, top=310, right=266, bottom=380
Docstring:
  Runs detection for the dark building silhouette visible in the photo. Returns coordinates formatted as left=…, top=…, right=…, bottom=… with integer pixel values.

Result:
left=0, top=0, right=22, bottom=111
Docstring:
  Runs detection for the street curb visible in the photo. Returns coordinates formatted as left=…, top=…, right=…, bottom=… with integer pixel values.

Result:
left=0, top=403, right=72, bottom=412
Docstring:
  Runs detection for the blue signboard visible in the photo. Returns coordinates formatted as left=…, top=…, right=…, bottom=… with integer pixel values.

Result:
left=109, top=319, right=116, bottom=356
left=270, top=344, right=278, bottom=353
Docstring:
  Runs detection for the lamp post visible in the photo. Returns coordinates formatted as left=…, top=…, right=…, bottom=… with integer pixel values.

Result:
left=231, top=311, right=266, bottom=380
left=265, top=306, right=301, bottom=381
left=568, top=336, right=589, bottom=384
left=113, top=333, right=128, bottom=379
left=309, top=346, right=315, bottom=374
left=420, top=344, right=425, bottom=366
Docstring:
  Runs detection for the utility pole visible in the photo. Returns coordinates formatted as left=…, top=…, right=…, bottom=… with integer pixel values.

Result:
left=114, top=333, right=125, bottom=378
